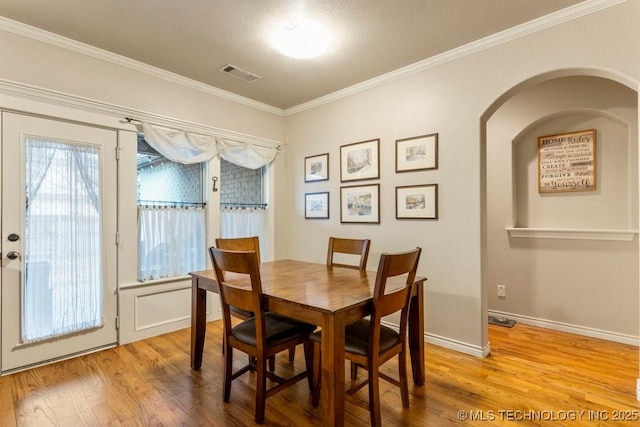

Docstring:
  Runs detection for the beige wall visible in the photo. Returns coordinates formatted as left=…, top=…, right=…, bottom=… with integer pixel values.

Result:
left=487, top=76, right=638, bottom=338
left=283, top=1, right=640, bottom=354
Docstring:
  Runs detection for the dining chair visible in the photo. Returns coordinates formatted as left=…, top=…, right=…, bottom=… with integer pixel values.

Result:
left=216, top=236, right=298, bottom=366
left=326, top=237, right=372, bottom=377
left=326, top=237, right=371, bottom=270
left=215, top=237, right=281, bottom=371
left=311, top=247, right=422, bottom=427
left=215, top=236, right=261, bottom=320
left=209, top=247, right=316, bottom=424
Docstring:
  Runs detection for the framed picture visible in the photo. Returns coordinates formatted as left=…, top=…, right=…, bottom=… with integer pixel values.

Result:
left=304, top=153, right=329, bottom=182
left=340, top=184, right=380, bottom=224
left=305, top=192, right=329, bottom=219
left=538, top=129, right=596, bottom=193
left=340, top=139, right=380, bottom=182
left=395, top=133, right=438, bottom=173
left=395, top=184, right=438, bottom=219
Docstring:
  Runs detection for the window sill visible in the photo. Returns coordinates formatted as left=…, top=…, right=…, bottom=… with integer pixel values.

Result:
left=506, top=228, right=638, bottom=241
left=119, top=275, right=192, bottom=290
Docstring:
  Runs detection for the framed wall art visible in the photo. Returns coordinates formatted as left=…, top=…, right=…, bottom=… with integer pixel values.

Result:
left=340, top=139, right=380, bottom=182
left=304, top=153, right=329, bottom=182
left=395, top=184, right=438, bottom=219
left=395, top=133, right=438, bottom=173
left=538, top=129, right=596, bottom=193
left=305, top=192, right=329, bottom=219
left=340, top=184, right=380, bottom=224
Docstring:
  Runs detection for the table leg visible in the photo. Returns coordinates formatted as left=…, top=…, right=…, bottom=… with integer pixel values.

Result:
left=191, top=277, right=207, bottom=369
left=321, top=314, right=345, bottom=427
left=408, top=281, right=425, bottom=385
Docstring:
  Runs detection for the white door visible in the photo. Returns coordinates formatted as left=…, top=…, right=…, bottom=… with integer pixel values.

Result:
left=1, top=112, right=118, bottom=373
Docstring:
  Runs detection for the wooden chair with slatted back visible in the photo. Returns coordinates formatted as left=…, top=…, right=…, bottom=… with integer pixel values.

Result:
left=326, top=237, right=372, bottom=377
left=215, top=236, right=279, bottom=370
left=216, top=236, right=298, bottom=365
left=215, top=236, right=261, bottom=320
left=209, top=247, right=316, bottom=424
left=311, top=247, right=422, bottom=427
left=326, top=237, right=371, bottom=270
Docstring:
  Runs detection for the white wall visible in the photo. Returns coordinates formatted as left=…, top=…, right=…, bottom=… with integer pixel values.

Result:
left=283, top=1, right=640, bottom=355
left=487, top=76, right=638, bottom=340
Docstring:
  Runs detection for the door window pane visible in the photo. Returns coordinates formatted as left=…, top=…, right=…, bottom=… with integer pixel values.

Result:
left=23, top=138, right=103, bottom=343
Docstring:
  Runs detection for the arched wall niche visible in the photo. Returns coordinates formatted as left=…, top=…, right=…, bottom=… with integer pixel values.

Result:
left=481, top=70, right=639, bottom=346
left=513, top=109, right=635, bottom=229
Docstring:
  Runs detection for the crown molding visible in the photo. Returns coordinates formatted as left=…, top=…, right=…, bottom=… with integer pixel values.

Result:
left=0, top=78, right=283, bottom=148
left=283, top=0, right=627, bottom=115
left=0, top=16, right=285, bottom=117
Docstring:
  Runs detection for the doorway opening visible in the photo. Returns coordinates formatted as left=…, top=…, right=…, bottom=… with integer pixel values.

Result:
left=481, top=72, right=639, bottom=349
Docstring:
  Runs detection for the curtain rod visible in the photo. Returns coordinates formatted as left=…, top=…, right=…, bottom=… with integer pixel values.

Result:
left=221, top=202, right=267, bottom=208
left=124, top=116, right=283, bottom=150
left=138, top=200, right=206, bottom=207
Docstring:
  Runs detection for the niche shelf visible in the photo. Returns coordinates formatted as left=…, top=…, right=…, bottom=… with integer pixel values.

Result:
left=506, top=227, right=638, bottom=241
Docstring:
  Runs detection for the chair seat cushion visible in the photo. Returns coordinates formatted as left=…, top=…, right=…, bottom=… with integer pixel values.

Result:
left=232, top=312, right=316, bottom=347
left=310, top=319, right=400, bottom=356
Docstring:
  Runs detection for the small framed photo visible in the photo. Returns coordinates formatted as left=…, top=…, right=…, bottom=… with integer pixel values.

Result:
left=395, top=133, right=438, bottom=173
left=340, top=139, right=380, bottom=182
left=396, top=184, right=438, bottom=220
left=304, top=153, right=329, bottom=182
left=305, top=192, right=329, bottom=219
left=340, top=184, right=380, bottom=224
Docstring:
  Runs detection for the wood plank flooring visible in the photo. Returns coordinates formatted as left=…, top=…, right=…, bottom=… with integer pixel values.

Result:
left=0, top=321, right=638, bottom=426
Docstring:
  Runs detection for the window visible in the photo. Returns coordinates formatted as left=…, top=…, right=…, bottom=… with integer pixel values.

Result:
left=137, top=136, right=206, bottom=280
left=219, top=158, right=271, bottom=260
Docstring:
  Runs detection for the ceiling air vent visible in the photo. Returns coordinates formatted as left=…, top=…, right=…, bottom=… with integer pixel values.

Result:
left=219, top=64, right=261, bottom=83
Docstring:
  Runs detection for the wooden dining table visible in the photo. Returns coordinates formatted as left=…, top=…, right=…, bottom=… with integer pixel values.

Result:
left=190, top=259, right=426, bottom=427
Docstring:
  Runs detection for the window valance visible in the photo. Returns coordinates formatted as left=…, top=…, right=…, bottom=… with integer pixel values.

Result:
left=141, top=121, right=280, bottom=169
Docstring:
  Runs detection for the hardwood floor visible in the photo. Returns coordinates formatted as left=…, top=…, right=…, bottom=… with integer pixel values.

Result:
left=1, top=321, right=638, bottom=426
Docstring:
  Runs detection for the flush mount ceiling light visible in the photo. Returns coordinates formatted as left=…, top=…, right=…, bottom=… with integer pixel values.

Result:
left=272, top=18, right=331, bottom=59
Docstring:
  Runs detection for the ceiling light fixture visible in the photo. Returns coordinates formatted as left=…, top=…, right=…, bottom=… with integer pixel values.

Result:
left=272, top=18, right=331, bottom=59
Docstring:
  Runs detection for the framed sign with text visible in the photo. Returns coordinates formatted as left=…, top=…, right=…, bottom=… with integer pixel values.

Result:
left=538, top=129, right=596, bottom=194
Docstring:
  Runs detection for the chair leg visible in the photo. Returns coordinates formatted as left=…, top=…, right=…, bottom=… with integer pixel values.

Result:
left=368, top=363, right=382, bottom=427
left=223, top=346, right=233, bottom=402
left=399, top=349, right=409, bottom=408
left=255, top=356, right=267, bottom=424
left=350, top=361, right=358, bottom=380
left=252, top=355, right=274, bottom=372
left=311, top=341, right=321, bottom=407
left=288, top=345, right=296, bottom=363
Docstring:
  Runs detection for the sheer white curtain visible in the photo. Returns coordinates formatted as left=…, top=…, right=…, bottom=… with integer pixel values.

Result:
left=142, top=122, right=279, bottom=169
left=138, top=206, right=206, bottom=280
left=23, top=138, right=103, bottom=343
left=220, top=207, right=271, bottom=261
left=142, top=122, right=279, bottom=264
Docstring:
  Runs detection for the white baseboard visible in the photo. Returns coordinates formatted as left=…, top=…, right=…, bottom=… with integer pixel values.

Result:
left=488, top=310, right=639, bottom=347
left=425, top=333, right=490, bottom=358
left=380, top=320, right=490, bottom=358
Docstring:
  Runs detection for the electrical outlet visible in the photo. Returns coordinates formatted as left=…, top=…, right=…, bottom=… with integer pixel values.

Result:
left=497, top=285, right=506, bottom=297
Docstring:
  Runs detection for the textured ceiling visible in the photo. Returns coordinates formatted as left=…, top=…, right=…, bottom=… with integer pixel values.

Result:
left=0, top=0, right=585, bottom=110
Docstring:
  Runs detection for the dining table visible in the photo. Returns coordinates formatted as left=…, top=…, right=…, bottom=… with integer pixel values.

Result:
left=190, top=259, right=426, bottom=427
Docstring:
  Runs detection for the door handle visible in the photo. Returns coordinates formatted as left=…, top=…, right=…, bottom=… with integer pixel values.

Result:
left=6, top=251, right=21, bottom=260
